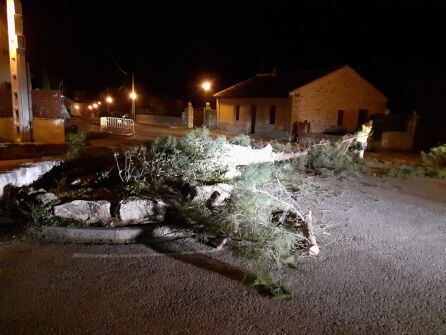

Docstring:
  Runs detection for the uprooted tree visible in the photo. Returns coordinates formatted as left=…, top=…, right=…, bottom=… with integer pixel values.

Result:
left=113, top=128, right=325, bottom=298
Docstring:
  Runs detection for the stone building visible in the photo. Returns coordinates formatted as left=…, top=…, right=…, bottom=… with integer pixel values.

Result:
left=0, top=1, right=9, bottom=84
left=0, top=89, right=65, bottom=143
left=214, top=65, right=388, bottom=138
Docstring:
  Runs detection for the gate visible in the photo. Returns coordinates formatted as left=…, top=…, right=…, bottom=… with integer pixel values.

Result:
left=100, top=117, right=135, bottom=136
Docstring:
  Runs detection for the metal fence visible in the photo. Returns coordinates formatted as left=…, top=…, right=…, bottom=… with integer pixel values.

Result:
left=100, top=117, right=135, bottom=136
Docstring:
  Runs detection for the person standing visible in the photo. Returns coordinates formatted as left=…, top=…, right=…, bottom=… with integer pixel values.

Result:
left=356, top=120, right=374, bottom=159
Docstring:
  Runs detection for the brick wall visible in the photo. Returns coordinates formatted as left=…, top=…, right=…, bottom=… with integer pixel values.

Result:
left=291, top=66, right=388, bottom=133
left=0, top=89, right=62, bottom=118
left=32, top=90, right=62, bottom=118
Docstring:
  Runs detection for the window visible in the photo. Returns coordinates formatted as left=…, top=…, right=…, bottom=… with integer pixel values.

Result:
left=269, top=106, right=276, bottom=125
left=234, top=105, right=240, bottom=121
left=337, top=110, right=344, bottom=127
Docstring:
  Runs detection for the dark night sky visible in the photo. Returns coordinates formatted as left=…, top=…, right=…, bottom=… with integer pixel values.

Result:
left=22, top=0, right=446, bottom=112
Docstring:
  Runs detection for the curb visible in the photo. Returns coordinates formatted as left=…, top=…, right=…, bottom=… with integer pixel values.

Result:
left=26, top=225, right=187, bottom=244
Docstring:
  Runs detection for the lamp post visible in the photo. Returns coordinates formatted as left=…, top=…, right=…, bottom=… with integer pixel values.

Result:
left=105, top=96, right=113, bottom=113
left=130, top=73, right=137, bottom=120
left=201, top=81, right=211, bottom=107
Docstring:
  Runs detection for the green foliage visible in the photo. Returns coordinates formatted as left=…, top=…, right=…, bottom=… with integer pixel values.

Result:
left=249, top=271, right=293, bottom=300
left=293, top=155, right=308, bottom=171
left=125, top=181, right=153, bottom=196
left=150, top=135, right=178, bottom=155
left=115, top=128, right=229, bottom=190
left=178, top=128, right=228, bottom=183
left=269, top=140, right=295, bottom=153
left=382, top=164, right=425, bottom=179
left=24, top=203, right=82, bottom=228
left=300, top=140, right=352, bottom=171
left=181, top=163, right=309, bottom=298
left=229, top=134, right=252, bottom=147
left=26, top=204, right=51, bottom=227
left=58, top=187, right=92, bottom=200
left=66, top=133, right=87, bottom=158
left=422, top=144, right=446, bottom=178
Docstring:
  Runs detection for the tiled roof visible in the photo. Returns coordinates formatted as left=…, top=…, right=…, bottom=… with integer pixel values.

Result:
left=214, top=66, right=344, bottom=98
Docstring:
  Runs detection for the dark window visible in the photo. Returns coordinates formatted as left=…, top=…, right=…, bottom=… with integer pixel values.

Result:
left=337, top=110, right=344, bottom=127
left=269, top=106, right=276, bottom=125
left=235, top=105, right=240, bottom=121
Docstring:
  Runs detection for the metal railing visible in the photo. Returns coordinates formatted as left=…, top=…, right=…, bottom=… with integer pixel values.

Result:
left=100, top=117, right=135, bottom=136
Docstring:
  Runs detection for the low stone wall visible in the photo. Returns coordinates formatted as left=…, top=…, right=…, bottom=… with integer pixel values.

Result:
left=218, top=121, right=290, bottom=140
left=0, top=117, right=14, bottom=141
left=33, top=118, right=65, bottom=143
left=381, top=131, right=414, bottom=150
left=136, top=114, right=185, bottom=128
left=218, top=121, right=250, bottom=134
left=0, top=143, right=67, bottom=160
left=27, top=226, right=145, bottom=244
left=0, top=117, right=65, bottom=143
left=255, top=124, right=291, bottom=140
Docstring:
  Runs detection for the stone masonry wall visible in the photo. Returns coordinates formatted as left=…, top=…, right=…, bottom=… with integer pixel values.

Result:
left=290, top=66, right=388, bottom=133
left=216, top=97, right=291, bottom=137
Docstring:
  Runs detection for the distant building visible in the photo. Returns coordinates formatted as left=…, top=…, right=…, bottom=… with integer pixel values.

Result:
left=214, top=65, right=388, bottom=139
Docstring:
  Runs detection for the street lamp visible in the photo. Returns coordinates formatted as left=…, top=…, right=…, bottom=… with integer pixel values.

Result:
left=105, top=96, right=113, bottom=113
left=92, top=103, right=98, bottom=109
left=130, top=73, right=137, bottom=120
left=201, top=81, right=212, bottom=107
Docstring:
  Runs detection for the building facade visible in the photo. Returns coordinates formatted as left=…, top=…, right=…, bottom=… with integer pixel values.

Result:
left=214, top=65, right=388, bottom=139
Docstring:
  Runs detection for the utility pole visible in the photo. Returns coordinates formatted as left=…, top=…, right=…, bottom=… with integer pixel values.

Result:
left=131, top=73, right=136, bottom=120
left=6, top=0, right=33, bottom=142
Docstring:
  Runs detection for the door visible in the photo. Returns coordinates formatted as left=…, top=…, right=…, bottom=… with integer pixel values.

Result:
left=250, top=106, right=257, bottom=134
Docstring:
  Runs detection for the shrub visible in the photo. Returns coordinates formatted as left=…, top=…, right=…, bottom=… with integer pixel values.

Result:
left=66, top=133, right=87, bottom=158
left=269, top=140, right=295, bottom=153
left=178, top=128, right=228, bottom=183
left=229, top=134, right=252, bottom=147
left=300, top=140, right=353, bottom=171
left=381, top=164, right=424, bottom=178
left=24, top=203, right=82, bottom=228
left=422, top=144, right=446, bottom=178
left=114, top=128, right=229, bottom=189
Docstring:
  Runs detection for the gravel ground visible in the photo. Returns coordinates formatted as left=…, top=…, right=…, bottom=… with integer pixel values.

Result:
left=0, top=176, right=445, bottom=335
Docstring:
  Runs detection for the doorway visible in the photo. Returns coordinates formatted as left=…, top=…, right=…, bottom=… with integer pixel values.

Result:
left=250, top=106, right=257, bottom=134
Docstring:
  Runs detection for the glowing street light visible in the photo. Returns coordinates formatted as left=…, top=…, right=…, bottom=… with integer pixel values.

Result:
left=88, top=105, right=93, bottom=110
left=129, top=73, right=137, bottom=120
left=106, top=96, right=113, bottom=104
left=74, top=104, right=80, bottom=110
left=201, top=81, right=212, bottom=106
left=92, top=103, right=98, bottom=109
left=97, top=101, right=102, bottom=106
left=201, top=81, right=211, bottom=92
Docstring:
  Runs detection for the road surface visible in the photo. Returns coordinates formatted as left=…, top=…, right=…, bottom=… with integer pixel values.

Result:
left=1, top=176, right=445, bottom=334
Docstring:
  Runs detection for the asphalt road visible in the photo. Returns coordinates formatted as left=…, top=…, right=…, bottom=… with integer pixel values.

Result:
left=1, top=176, right=445, bottom=334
